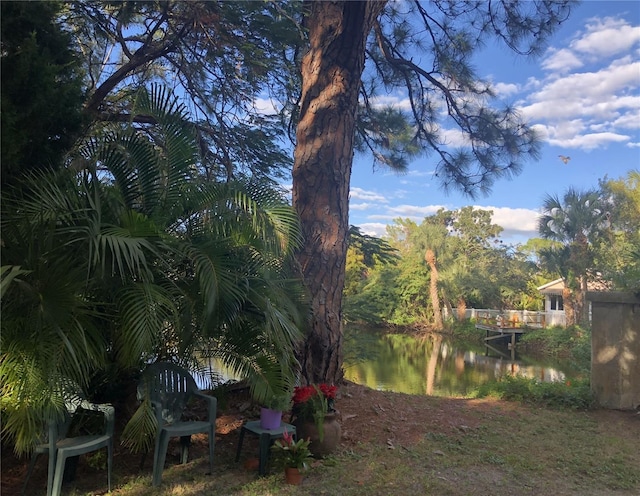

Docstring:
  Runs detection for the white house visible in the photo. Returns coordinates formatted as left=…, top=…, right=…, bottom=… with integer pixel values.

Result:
left=536, top=278, right=566, bottom=327
left=536, top=277, right=610, bottom=326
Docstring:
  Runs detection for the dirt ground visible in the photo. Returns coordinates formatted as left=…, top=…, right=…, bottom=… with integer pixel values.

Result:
left=2, top=380, right=638, bottom=495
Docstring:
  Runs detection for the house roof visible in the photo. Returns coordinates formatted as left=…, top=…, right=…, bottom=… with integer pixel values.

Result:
left=537, top=278, right=564, bottom=293
left=537, top=277, right=612, bottom=294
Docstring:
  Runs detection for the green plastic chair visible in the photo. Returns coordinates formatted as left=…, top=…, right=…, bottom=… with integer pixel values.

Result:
left=138, top=362, right=217, bottom=486
left=21, top=391, right=114, bottom=496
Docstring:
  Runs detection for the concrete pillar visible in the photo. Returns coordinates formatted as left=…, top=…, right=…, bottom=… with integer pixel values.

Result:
left=588, top=291, right=640, bottom=410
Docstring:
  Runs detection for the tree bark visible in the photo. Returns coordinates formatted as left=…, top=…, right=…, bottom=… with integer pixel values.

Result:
left=562, top=286, right=576, bottom=327
left=576, top=274, right=589, bottom=326
left=456, top=298, right=467, bottom=321
left=425, top=249, right=444, bottom=330
left=293, top=0, right=386, bottom=385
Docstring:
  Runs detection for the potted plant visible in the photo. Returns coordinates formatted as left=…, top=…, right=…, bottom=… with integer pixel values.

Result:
left=271, top=428, right=312, bottom=485
left=260, top=393, right=291, bottom=430
left=290, top=384, right=340, bottom=457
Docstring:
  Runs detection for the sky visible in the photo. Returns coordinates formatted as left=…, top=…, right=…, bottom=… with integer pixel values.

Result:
left=348, top=1, right=640, bottom=244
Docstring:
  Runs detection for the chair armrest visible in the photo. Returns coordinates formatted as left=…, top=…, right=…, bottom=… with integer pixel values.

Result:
left=194, top=391, right=217, bottom=423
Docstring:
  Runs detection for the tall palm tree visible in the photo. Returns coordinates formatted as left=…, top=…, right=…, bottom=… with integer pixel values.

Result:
left=1, top=86, right=305, bottom=454
left=538, top=187, right=609, bottom=326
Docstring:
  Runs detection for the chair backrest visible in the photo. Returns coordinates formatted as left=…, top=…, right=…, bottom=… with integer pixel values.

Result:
left=138, top=362, right=199, bottom=424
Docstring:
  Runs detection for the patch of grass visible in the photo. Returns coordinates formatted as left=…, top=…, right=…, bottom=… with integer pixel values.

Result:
left=82, top=404, right=639, bottom=496
left=472, top=375, right=594, bottom=410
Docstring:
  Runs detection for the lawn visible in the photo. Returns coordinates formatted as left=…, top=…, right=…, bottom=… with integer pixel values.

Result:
left=3, top=381, right=638, bottom=495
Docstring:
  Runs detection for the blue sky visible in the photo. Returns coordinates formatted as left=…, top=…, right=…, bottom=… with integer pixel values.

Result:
left=348, top=1, right=640, bottom=244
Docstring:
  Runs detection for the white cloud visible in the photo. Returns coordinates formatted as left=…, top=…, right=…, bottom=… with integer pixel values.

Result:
left=492, top=82, right=520, bottom=97
left=547, top=131, right=630, bottom=150
left=626, top=142, right=640, bottom=148
left=349, top=187, right=388, bottom=203
left=534, top=122, right=633, bottom=150
left=369, top=94, right=412, bottom=111
left=350, top=202, right=376, bottom=211
left=518, top=56, right=640, bottom=149
left=612, top=109, right=640, bottom=129
left=541, top=48, right=583, bottom=73
left=541, top=17, right=640, bottom=75
left=406, top=169, right=434, bottom=177
left=486, top=15, right=640, bottom=152
left=522, top=61, right=640, bottom=120
left=351, top=205, right=541, bottom=241
left=357, top=223, right=389, bottom=237
left=439, top=128, right=470, bottom=147
left=253, top=97, right=280, bottom=115
left=479, top=206, right=539, bottom=235
left=571, top=17, right=640, bottom=60
left=385, top=204, right=444, bottom=219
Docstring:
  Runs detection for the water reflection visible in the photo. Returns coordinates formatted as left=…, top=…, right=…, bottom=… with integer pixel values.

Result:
left=343, top=329, right=575, bottom=397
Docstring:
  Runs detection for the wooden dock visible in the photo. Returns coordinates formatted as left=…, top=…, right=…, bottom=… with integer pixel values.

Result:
left=475, top=314, right=530, bottom=359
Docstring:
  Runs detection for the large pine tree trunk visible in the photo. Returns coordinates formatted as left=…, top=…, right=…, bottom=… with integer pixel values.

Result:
left=293, top=1, right=386, bottom=385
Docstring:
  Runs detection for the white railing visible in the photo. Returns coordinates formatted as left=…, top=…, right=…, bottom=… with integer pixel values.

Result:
left=461, top=308, right=566, bottom=328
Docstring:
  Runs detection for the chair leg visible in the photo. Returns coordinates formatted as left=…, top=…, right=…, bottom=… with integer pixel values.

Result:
left=179, top=435, right=190, bottom=464
left=20, top=453, right=40, bottom=496
left=107, top=440, right=113, bottom=493
left=235, top=427, right=245, bottom=462
left=47, top=448, right=57, bottom=496
left=153, top=432, right=171, bottom=486
left=51, top=451, right=67, bottom=496
left=208, top=426, right=215, bottom=475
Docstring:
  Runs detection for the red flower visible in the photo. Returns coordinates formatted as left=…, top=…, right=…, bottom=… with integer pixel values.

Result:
left=292, top=384, right=337, bottom=405
left=319, top=384, right=337, bottom=399
left=292, top=385, right=315, bottom=405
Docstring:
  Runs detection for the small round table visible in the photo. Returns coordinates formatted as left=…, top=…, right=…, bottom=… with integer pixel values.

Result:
left=235, top=420, right=297, bottom=476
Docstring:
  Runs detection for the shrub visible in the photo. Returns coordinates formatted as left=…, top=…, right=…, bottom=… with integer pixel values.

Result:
left=473, top=375, right=594, bottom=410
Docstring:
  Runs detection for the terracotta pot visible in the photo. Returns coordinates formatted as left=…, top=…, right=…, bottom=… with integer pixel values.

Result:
left=294, top=413, right=341, bottom=458
left=284, top=466, right=304, bottom=485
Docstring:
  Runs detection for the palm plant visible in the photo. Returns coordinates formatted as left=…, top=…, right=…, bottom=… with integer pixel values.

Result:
left=537, top=187, right=609, bottom=326
left=1, top=86, right=305, bottom=454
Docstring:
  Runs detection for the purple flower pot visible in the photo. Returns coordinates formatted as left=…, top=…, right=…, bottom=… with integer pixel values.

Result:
left=260, top=407, right=283, bottom=430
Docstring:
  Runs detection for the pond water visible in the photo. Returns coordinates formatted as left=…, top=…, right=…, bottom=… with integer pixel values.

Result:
left=343, top=328, right=581, bottom=397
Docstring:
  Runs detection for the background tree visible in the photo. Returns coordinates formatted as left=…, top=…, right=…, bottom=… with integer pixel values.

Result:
left=360, top=208, right=536, bottom=327
left=64, top=0, right=300, bottom=185
left=597, top=171, right=640, bottom=292
left=292, top=0, right=573, bottom=383
left=3, top=1, right=576, bottom=387
left=537, top=187, right=610, bottom=326
left=1, top=0, right=85, bottom=186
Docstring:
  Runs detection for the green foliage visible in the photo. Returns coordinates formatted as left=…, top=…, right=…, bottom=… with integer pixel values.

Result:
left=68, top=0, right=301, bottom=185
left=262, top=393, right=292, bottom=412
left=473, top=375, right=594, bottom=410
left=446, top=320, right=485, bottom=342
left=271, top=430, right=313, bottom=470
left=538, top=187, right=611, bottom=325
left=1, top=87, right=305, bottom=454
left=597, top=171, right=640, bottom=292
left=519, top=325, right=591, bottom=374
left=345, top=208, right=540, bottom=327
left=1, top=1, right=85, bottom=186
